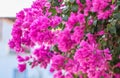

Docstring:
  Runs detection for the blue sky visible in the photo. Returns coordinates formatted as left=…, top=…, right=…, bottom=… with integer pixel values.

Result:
left=0, top=0, right=33, bottom=17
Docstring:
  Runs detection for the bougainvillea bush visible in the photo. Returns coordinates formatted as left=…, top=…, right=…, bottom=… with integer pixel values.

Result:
left=9, top=0, right=120, bottom=78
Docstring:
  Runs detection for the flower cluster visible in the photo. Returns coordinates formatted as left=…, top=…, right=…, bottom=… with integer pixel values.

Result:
left=74, top=40, right=112, bottom=78
left=9, top=0, right=119, bottom=78
left=77, top=0, right=115, bottom=19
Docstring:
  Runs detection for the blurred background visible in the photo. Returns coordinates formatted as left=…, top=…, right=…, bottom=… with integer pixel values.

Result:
left=0, top=0, right=53, bottom=78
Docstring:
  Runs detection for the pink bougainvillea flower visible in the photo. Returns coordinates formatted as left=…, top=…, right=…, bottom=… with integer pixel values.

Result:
left=18, top=63, right=26, bottom=72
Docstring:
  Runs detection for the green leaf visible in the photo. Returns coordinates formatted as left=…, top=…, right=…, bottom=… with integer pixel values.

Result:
left=117, top=1, right=120, bottom=6
left=113, top=67, right=120, bottom=73
left=71, top=4, right=78, bottom=12
left=73, top=74, right=79, bottom=78
left=112, top=0, right=115, bottom=4
left=69, top=0, right=75, bottom=3
left=28, top=62, right=32, bottom=65
left=113, top=13, right=120, bottom=19
left=107, top=24, right=116, bottom=34
left=48, top=0, right=52, bottom=2
left=49, top=8, right=57, bottom=16
left=80, top=0, right=86, bottom=4
left=53, top=45, right=59, bottom=52
left=62, top=6, right=69, bottom=14
left=53, top=0, right=59, bottom=6
left=58, top=23, right=65, bottom=30
left=99, top=38, right=107, bottom=49
left=62, top=15, right=68, bottom=21
left=93, top=20, right=97, bottom=26
left=116, top=23, right=120, bottom=36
